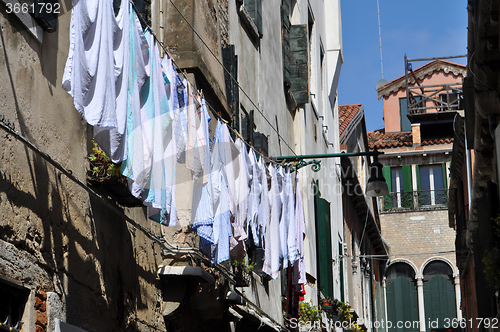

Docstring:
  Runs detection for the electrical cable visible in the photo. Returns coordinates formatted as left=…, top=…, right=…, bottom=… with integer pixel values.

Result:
left=0, top=115, right=238, bottom=283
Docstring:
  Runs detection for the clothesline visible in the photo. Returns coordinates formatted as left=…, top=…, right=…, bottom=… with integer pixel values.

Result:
left=61, top=0, right=307, bottom=280
left=130, top=0, right=298, bottom=157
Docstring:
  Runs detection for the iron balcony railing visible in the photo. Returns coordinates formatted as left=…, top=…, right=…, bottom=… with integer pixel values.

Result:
left=380, top=189, right=449, bottom=212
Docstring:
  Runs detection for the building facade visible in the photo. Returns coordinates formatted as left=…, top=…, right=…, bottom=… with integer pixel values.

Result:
left=0, top=0, right=344, bottom=332
left=449, top=0, right=500, bottom=326
left=370, top=59, right=465, bottom=332
left=339, top=104, right=389, bottom=332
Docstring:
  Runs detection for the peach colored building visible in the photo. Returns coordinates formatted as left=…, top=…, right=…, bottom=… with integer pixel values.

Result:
left=370, top=59, right=466, bottom=332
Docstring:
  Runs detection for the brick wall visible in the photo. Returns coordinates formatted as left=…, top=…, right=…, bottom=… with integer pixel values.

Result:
left=380, top=209, right=456, bottom=272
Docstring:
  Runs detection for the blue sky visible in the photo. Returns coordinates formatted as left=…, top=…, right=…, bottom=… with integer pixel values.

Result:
left=337, top=0, right=468, bottom=132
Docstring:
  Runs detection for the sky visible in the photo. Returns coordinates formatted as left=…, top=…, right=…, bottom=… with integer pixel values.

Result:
left=337, top=0, right=468, bottom=132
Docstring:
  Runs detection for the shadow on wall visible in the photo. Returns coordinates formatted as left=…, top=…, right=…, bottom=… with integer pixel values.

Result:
left=0, top=151, right=162, bottom=330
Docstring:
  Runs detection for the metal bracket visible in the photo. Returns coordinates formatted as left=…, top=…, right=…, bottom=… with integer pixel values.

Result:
left=292, top=159, right=321, bottom=172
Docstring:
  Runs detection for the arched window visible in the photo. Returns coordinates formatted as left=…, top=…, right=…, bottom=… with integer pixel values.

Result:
left=386, top=262, right=416, bottom=283
left=423, top=260, right=453, bottom=281
left=386, top=262, right=419, bottom=332
left=423, top=260, right=456, bottom=330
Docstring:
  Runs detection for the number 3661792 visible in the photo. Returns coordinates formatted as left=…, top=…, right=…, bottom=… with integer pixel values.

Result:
left=6, top=2, right=61, bottom=15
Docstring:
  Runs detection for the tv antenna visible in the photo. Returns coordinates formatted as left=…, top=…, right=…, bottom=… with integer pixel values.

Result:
left=375, top=0, right=388, bottom=89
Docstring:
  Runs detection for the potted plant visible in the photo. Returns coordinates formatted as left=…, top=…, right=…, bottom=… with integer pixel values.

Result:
left=298, top=300, right=320, bottom=330
left=320, top=296, right=332, bottom=306
left=232, top=258, right=256, bottom=287
left=87, top=140, right=142, bottom=207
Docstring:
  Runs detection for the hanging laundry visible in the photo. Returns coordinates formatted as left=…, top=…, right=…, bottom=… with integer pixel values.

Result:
left=221, top=123, right=240, bottom=218
left=141, top=29, right=173, bottom=210
left=191, top=97, right=214, bottom=258
left=293, top=171, right=306, bottom=285
left=278, top=167, right=289, bottom=269
left=263, top=164, right=281, bottom=280
left=185, top=83, right=209, bottom=182
left=210, top=120, right=232, bottom=264
left=120, top=10, right=151, bottom=198
left=286, top=169, right=299, bottom=265
left=162, top=56, right=188, bottom=164
left=246, top=149, right=262, bottom=246
left=229, top=137, right=249, bottom=260
left=234, top=138, right=250, bottom=242
left=175, top=77, right=188, bottom=163
left=256, top=157, right=269, bottom=248
left=62, top=0, right=121, bottom=129
left=93, top=0, right=130, bottom=162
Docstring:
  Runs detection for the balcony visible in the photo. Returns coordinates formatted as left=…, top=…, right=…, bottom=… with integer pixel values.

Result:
left=379, top=189, right=449, bottom=213
left=407, top=83, right=463, bottom=115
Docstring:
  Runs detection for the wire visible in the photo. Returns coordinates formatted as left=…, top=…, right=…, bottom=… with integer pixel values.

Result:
left=131, top=2, right=289, bottom=166
left=156, top=0, right=297, bottom=156
left=339, top=249, right=467, bottom=261
left=0, top=115, right=238, bottom=284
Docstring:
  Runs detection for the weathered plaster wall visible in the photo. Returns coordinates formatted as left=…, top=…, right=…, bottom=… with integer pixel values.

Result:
left=0, top=5, right=169, bottom=332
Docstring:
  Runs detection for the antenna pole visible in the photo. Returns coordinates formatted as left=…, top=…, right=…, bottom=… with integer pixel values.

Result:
left=377, top=0, right=384, bottom=79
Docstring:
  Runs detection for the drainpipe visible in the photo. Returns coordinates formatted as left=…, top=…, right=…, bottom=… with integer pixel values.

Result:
left=383, top=277, right=388, bottom=332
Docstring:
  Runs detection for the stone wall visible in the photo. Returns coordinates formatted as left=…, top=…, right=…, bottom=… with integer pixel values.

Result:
left=380, top=209, right=456, bottom=271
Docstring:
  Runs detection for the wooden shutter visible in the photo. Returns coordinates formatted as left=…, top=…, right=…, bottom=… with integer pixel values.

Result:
left=33, top=0, right=59, bottom=32
left=314, top=183, right=333, bottom=298
left=415, top=165, right=422, bottom=206
left=290, top=25, right=309, bottom=104
left=423, top=275, right=457, bottom=326
left=281, top=0, right=291, bottom=88
left=383, top=166, right=392, bottom=209
left=244, top=0, right=262, bottom=36
left=222, top=45, right=239, bottom=132
left=386, top=277, right=419, bottom=332
left=402, top=165, right=413, bottom=208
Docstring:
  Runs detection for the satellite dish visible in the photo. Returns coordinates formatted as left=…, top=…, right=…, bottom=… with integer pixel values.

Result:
left=376, top=78, right=388, bottom=89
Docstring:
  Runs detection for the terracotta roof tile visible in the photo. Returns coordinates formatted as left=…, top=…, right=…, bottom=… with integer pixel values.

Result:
left=367, top=129, right=413, bottom=149
left=421, top=137, right=454, bottom=146
left=339, top=104, right=362, bottom=137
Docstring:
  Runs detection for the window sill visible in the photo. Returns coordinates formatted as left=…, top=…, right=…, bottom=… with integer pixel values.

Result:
left=0, top=0, right=43, bottom=43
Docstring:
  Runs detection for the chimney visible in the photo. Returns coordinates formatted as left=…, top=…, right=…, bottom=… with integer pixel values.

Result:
left=412, top=123, right=421, bottom=146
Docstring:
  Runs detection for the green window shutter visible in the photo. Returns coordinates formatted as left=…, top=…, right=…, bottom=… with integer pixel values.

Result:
left=314, top=182, right=333, bottom=298
left=386, top=277, right=419, bottom=332
left=423, top=275, right=457, bottom=326
left=415, top=165, right=422, bottom=206
left=383, top=166, right=392, bottom=209
left=222, top=45, right=239, bottom=132
left=339, top=241, right=344, bottom=302
left=402, top=165, right=413, bottom=208
left=290, top=25, right=309, bottom=104
left=244, top=0, right=262, bottom=36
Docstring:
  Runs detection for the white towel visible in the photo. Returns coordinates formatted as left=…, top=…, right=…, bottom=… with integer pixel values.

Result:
left=62, top=0, right=120, bottom=128
left=263, top=164, right=281, bottom=280
left=294, top=171, right=307, bottom=285
left=93, top=0, right=130, bottom=162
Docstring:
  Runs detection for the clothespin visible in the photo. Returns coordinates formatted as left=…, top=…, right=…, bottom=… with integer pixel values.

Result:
left=234, top=129, right=244, bottom=140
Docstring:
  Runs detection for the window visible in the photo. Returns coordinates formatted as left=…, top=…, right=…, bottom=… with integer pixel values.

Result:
left=237, top=0, right=262, bottom=40
left=399, top=97, right=413, bottom=131
left=383, top=166, right=412, bottom=209
left=439, top=92, right=460, bottom=111
left=419, top=165, right=447, bottom=205
left=0, top=278, right=30, bottom=331
left=314, top=181, right=333, bottom=298
left=391, top=168, right=404, bottom=208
